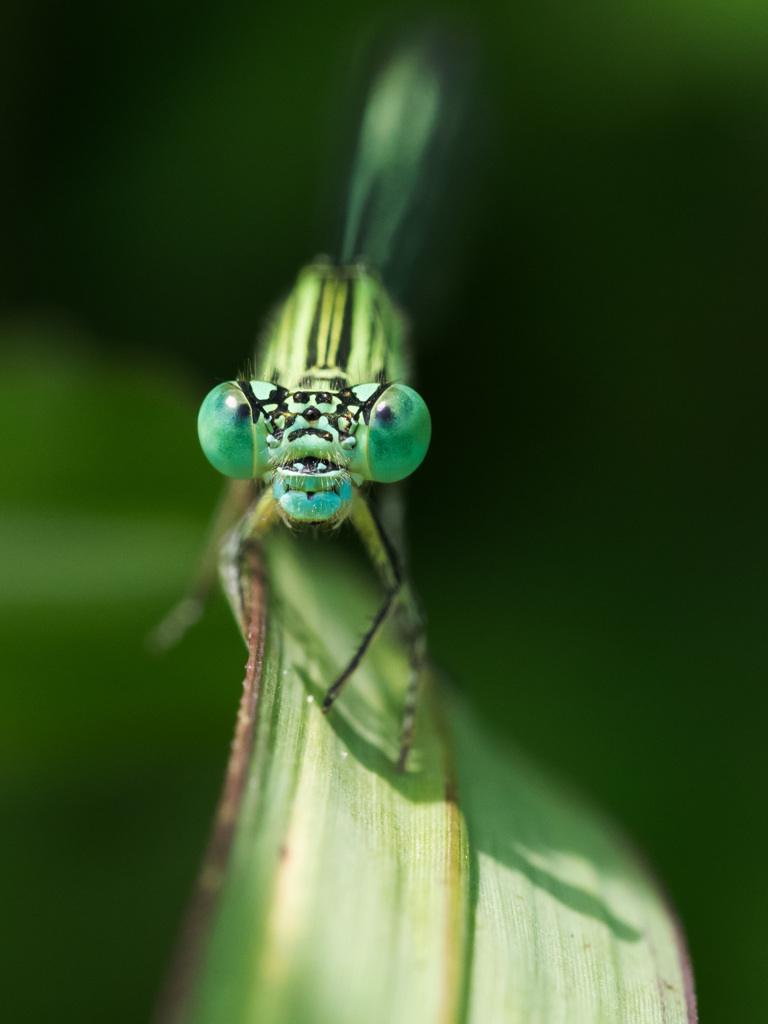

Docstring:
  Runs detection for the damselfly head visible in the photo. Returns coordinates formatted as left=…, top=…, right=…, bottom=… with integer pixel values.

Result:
left=197, top=379, right=431, bottom=525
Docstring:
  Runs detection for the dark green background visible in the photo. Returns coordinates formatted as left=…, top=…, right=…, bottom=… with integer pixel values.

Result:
left=2, top=1, right=766, bottom=1020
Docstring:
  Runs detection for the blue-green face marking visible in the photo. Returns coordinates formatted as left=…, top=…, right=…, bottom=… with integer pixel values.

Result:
left=198, top=378, right=431, bottom=525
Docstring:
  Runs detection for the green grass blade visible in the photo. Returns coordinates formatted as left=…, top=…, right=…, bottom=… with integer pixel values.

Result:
left=158, top=536, right=696, bottom=1024
left=451, top=708, right=696, bottom=1022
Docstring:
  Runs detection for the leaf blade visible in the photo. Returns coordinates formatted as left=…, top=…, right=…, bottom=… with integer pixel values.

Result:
left=159, top=535, right=696, bottom=1024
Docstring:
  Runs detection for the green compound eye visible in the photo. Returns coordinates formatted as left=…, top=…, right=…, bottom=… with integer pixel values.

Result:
left=197, top=381, right=271, bottom=479
left=364, top=384, right=431, bottom=483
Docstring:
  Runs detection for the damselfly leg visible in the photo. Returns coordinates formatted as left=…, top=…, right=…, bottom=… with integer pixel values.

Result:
left=221, top=486, right=426, bottom=769
left=321, top=491, right=426, bottom=769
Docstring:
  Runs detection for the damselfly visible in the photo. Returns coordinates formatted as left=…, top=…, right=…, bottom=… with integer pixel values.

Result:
left=155, top=36, right=467, bottom=769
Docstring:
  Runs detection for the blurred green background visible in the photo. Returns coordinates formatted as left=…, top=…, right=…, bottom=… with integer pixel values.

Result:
left=2, top=0, right=766, bottom=1020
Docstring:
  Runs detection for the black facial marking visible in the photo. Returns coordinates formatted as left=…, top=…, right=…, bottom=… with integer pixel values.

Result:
left=287, top=427, right=334, bottom=442
left=238, top=380, right=394, bottom=443
left=361, top=383, right=390, bottom=425
left=237, top=380, right=262, bottom=423
left=236, top=403, right=251, bottom=420
left=236, top=380, right=290, bottom=423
